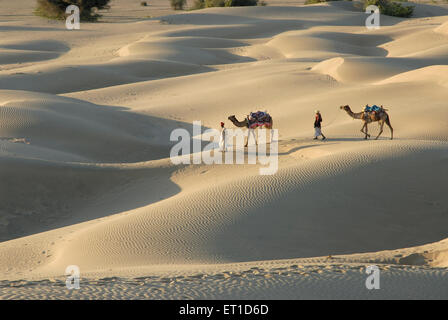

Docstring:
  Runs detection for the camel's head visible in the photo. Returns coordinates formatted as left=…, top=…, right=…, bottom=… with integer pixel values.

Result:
left=340, top=105, right=350, bottom=111
left=228, top=115, right=235, bottom=121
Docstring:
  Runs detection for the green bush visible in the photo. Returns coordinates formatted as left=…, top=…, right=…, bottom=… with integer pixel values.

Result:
left=192, top=0, right=205, bottom=9
left=170, top=0, right=186, bottom=10
left=305, top=0, right=326, bottom=4
left=363, top=0, right=414, bottom=17
left=207, top=0, right=226, bottom=6
left=192, top=0, right=258, bottom=9
left=225, top=0, right=258, bottom=6
left=385, top=1, right=414, bottom=17
left=305, top=0, right=348, bottom=4
left=35, top=0, right=110, bottom=21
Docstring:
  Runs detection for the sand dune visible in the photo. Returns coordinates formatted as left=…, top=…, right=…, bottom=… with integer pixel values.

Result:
left=118, top=37, right=254, bottom=65
left=381, top=26, right=448, bottom=57
left=377, top=65, right=448, bottom=87
left=435, top=20, right=448, bottom=34
left=0, top=90, right=173, bottom=162
left=16, top=140, right=445, bottom=272
left=313, top=56, right=435, bottom=83
left=0, top=0, right=447, bottom=299
left=0, top=60, right=214, bottom=94
left=266, top=31, right=389, bottom=59
left=0, top=40, right=68, bottom=68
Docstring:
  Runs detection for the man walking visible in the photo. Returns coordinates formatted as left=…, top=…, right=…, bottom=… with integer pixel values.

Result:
left=314, top=110, right=326, bottom=140
left=219, top=121, right=227, bottom=152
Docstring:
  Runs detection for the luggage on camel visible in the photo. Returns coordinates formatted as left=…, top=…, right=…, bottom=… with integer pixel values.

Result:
left=364, top=105, right=383, bottom=113
left=248, top=111, right=271, bottom=128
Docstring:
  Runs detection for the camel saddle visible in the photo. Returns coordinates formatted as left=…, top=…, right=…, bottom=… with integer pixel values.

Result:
left=249, top=111, right=271, bottom=123
left=362, top=105, right=387, bottom=121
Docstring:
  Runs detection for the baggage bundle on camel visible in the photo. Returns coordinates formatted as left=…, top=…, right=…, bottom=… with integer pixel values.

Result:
left=248, top=111, right=271, bottom=128
left=364, top=105, right=387, bottom=113
left=362, top=105, right=388, bottom=121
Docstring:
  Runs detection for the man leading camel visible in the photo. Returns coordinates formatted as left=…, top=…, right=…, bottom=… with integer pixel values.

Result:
left=314, top=110, right=326, bottom=140
left=219, top=121, right=227, bottom=152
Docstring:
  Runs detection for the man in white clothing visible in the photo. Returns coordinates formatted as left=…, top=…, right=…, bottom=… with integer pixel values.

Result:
left=219, top=121, right=227, bottom=152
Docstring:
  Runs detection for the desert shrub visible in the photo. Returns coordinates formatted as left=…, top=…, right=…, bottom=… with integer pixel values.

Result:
left=363, top=0, right=414, bottom=17
left=224, top=0, right=258, bottom=6
left=191, top=0, right=258, bottom=9
left=35, top=0, right=110, bottom=21
left=385, top=1, right=414, bottom=17
left=192, top=0, right=206, bottom=8
left=207, top=0, right=226, bottom=6
left=305, top=0, right=350, bottom=4
left=305, top=0, right=326, bottom=4
left=170, top=0, right=186, bottom=9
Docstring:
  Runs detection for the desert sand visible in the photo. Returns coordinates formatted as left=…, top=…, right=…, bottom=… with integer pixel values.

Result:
left=0, top=0, right=447, bottom=299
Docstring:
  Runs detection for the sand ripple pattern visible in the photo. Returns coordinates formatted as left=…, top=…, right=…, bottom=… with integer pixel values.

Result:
left=1, top=264, right=447, bottom=300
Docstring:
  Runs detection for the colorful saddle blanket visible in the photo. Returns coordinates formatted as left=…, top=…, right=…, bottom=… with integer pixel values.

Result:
left=249, top=111, right=271, bottom=122
left=365, top=105, right=382, bottom=113
left=248, top=111, right=271, bottom=128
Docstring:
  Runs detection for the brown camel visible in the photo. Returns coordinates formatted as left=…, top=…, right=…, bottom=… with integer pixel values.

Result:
left=340, top=105, right=393, bottom=140
left=228, top=115, right=274, bottom=147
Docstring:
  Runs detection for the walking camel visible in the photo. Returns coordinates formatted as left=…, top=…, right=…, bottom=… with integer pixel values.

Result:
left=228, top=115, right=274, bottom=147
left=340, top=105, right=393, bottom=140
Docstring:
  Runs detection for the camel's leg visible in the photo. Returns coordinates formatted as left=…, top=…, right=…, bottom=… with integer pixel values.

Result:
left=246, top=128, right=257, bottom=147
left=385, top=115, right=393, bottom=140
left=244, top=130, right=249, bottom=147
left=361, top=123, right=369, bottom=139
left=375, top=120, right=384, bottom=140
left=252, top=128, right=258, bottom=145
left=266, top=126, right=274, bottom=144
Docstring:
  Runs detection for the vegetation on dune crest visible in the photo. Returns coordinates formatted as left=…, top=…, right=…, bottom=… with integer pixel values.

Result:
left=35, top=0, right=110, bottom=21
left=170, top=0, right=186, bottom=10
left=363, top=0, right=414, bottom=18
left=305, top=0, right=414, bottom=18
left=191, top=0, right=260, bottom=10
left=305, top=0, right=349, bottom=5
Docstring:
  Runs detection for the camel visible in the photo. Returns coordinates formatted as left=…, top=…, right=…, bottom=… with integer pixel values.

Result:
left=228, top=115, right=274, bottom=147
left=340, top=105, right=393, bottom=140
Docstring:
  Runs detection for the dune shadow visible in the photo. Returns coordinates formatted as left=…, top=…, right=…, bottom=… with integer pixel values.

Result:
left=161, top=19, right=305, bottom=39
left=0, top=98, right=216, bottom=242
left=0, top=61, right=215, bottom=94
left=206, top=145, right=448, bottom=262
left=159, top=13, right=267, bottom=26
left=0, top=25, right=64, bottom=32
left=321, top=137, right=375, bottom=142
left=0, top=160, right=183, bottom=243
left=277, top=143, right=330, bottom=155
